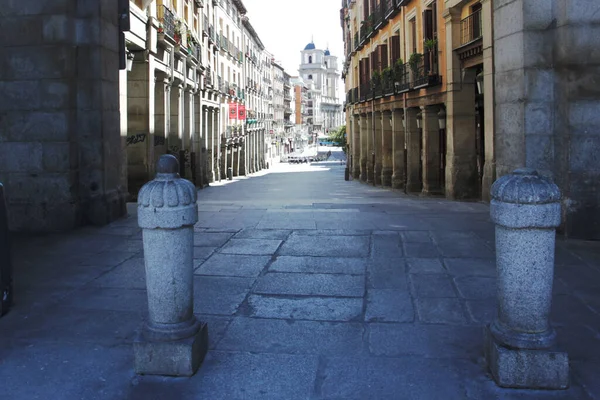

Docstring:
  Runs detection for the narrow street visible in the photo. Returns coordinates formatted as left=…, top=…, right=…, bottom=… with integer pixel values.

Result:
left=1, top=162, right=599, bottom=399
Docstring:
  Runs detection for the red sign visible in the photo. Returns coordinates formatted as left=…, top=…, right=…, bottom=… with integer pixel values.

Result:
left=237, top=104, right=246, bottom=120
left=229, top=103, right=238, bottom=119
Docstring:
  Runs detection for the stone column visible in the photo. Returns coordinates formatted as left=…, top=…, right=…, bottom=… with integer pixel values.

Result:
left=352, top=115, right=361, bottom=179
left=207, top=108, right=215, bottom=182
left=421, top=106, right=442, bottom=195
left=373, top=111, right=383, bottom=186
left=391, top=108, right=406, bottom=189
left=366, top=112, right=374, bottom=184
left=359, top=114, right=368, bottom=182
left=239, top=135, right=246, bottom=176
left=405, top=108, right=422, bottom=193
left=154, top=79, right=169, bottom=173
left=183, top=88, right=193, bottom=179
left=485, top=168, right=568, bottom=389
left=444, top=7, right=478, bottom=200
left=126, top=62, right=152, bottom=197
left=202, top=106, right=209, bottom=185
left=213, top=110, right=220, bottom=181
left=381, top=111, right=393, bottom=187
left=193, top=92, right=201, bottom=187
left=480, top=0, right=495, bottom=201
left=135, top=154, right=208, bottom=377
left=169, top=85, right=183, bottom=161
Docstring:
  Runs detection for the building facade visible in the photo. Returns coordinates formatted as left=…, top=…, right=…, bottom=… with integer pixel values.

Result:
left=342, top=0, right=600, bottom=239
left=341, top=0, right=494, bottom=196
left=299, top=42, right=344, bottom=136
left=0, top=0, right=298, bottom=232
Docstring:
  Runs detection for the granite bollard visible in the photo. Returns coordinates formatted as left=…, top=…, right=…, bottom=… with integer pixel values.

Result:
left=134, top=154, right=208, bottom=376
left=485, top=168, right=569, bottom=389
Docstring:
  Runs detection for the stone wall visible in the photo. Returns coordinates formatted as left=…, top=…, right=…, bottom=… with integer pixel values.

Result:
left=0, top=1, right=127, bottom=231
left=493, top=0, right=600, bottom=239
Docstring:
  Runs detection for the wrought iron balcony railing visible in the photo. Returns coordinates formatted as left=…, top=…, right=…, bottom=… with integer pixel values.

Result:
left=394, top=61, right=410, bottom=93
left=158, top=5, right=176, bottom=39
left=411, top=47, right=441, bottom=88
left=460, top=8, right=482, bottom=45
left=202, top=14, right=209, bottom=37
left=372, top=4, right=383, bottom=30
left=359, top=82, right=369, bottom=102
left=205, top=66, right=213, bottom=87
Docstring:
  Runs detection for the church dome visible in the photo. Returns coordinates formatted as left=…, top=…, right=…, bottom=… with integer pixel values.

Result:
left=304, top=42, right=315, bottom=50
left=324, top=49, right=331, bottom=56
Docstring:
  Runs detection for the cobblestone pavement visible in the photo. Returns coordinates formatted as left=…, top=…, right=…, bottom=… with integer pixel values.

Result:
left=1, top=163, right=599, bottom=399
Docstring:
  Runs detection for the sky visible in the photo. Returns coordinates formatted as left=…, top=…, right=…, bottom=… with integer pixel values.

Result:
left=241, top=0, right=345, bottom=77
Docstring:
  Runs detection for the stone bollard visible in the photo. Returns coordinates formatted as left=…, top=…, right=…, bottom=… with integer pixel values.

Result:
left=485, top=168, right=569, bottom=389
left=134, top=154, right=208, bottom=377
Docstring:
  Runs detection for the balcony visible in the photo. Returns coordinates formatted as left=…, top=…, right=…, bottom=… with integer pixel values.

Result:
left=157, top=5, right=176, bottom=41
left=372, top=76, right=382, bottom=99
left=382, top=69, right=395, bottom=96
left=371, top=4, right=383, bottom=30
left=351, top=87, right=358, bottom=104
left=202, top=15, right=209, bottom=37
left=359, top=82, right=370, bottom=102
left=455, top=9, right=483, bottom=62
left=461, top=8, right=482, bottom=45
left=383, top=0, right=398, bottom=19
left=359, top=20, right=371, bottom=45
left=394, top=61, right=410, bottom=93
left=411, top=48, right=441, bottom=89
left=219, top=33, right=228, bottom=51
left=188, top=39, right=201, bottom=63
left=205, top=66, right=213, bottom=87
left=208, top=25, right=215, bottom=45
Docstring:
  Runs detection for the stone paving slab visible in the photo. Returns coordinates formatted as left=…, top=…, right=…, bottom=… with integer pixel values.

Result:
left=195, top=254, right=271, bottom=277
left=279, top=235, right=370, bottom=257
left=247, top=295, right=364, bottom=321
left=216, top=317, right=366, bottom=356
left=269, top=256, right=367, bottom=274
left=317, top=356, right=473, bottom=400
left=254, top=272, right=365, bottom=297
left=193, top=276, right=254, bottom=315
left=2, top=163, right=600, bottom=399
left=365, top=289, right=415, bottom=322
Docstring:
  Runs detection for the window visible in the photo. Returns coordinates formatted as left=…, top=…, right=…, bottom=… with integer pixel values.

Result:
left=308, top=74, right=313, bottom=80
left=308, top=56, right=312, bottom=64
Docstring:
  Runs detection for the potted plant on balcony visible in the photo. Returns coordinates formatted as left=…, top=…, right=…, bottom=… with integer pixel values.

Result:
left=174, top=20, right=183, bottom=46
left=424, top=39, right=437, bottom=76
left=393, top=58, right=404, bottom=80
left=371, top=70, right=381, bottom=97
left=382, top=67, right=394, bottom=94
left=409, top=52, right=422, bottom=76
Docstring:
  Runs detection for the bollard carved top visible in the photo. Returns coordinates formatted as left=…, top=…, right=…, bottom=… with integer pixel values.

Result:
left=137, top=155, right=198, bottom=229
left=491, top=168, right=561, bottom=205
left=490, top=168, right=562, bottom=229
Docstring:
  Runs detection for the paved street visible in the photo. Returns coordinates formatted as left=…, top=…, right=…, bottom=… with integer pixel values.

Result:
left=1, top=162, right=600, bottom=399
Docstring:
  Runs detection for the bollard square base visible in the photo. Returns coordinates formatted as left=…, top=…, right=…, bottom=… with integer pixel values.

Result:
left=134, top=322, right=208, bottom=377
left=484, top=326, right=569, bottom=390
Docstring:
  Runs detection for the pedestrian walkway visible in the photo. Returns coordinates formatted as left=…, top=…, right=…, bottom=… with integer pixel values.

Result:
left=1, top=163, right=599, bottom=399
